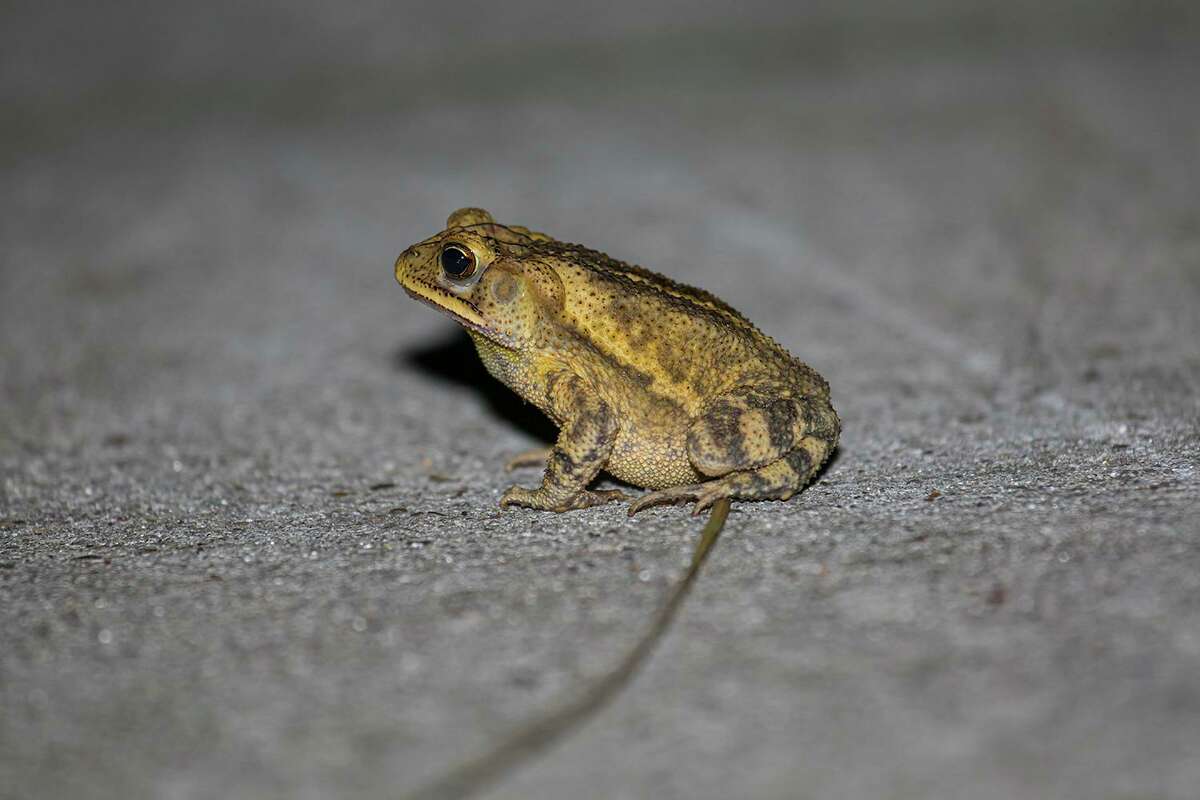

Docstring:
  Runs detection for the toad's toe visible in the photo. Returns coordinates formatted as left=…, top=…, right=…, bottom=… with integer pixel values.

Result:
left=628, top=484, right=703, bottom=516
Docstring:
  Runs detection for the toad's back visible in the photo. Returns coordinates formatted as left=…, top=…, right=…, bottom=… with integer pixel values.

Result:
left=531, top=241, right=824, bottom=410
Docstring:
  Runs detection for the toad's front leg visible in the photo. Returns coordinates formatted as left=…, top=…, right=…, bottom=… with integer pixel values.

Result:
left=500, top=373, right=629, bottom=512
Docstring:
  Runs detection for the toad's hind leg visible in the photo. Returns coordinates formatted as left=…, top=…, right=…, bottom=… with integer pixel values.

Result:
left=627, top=437, right=832, bottom=515
left=687, top=387, right=838, bottom=478
left=628, top=387, right=838, bottom=515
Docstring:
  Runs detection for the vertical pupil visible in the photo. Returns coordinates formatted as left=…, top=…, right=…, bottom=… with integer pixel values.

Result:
left=441, top=246, right=473, bottom=277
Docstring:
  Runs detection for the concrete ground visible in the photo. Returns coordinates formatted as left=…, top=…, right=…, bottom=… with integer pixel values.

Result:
left=2, top=2, right=1199, bottom=798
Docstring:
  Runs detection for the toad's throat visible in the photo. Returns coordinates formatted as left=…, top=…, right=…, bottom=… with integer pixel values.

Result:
left=403, top=283, right=516, bottom=348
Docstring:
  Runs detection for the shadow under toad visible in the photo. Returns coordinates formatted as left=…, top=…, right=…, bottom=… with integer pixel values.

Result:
left=395, top=329, right=557, bottom=445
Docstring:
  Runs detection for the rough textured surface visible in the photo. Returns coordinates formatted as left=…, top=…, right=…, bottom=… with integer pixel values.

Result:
left=2, top=2, right=1199, bottom=799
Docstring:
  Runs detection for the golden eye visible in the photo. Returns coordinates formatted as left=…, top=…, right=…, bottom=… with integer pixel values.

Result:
left=440, top=244, right=477, bottom=280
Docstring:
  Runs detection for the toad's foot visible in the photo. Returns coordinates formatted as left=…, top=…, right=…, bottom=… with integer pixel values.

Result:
left=500, top=485, right=629, bottom=512
left=627, top=482, right=731, bottom=517
left=504, top=447, right=554, bottom=471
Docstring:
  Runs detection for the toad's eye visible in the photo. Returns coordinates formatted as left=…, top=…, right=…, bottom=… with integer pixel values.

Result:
left=440, top=244, right=477, bottom=280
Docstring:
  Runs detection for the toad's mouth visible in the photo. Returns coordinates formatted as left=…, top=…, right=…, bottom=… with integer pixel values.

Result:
left=402, top=284, right=516, bottom=348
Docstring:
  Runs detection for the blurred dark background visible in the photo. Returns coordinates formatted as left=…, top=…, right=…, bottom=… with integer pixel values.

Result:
left=2, top=2, right=1199, bottom=798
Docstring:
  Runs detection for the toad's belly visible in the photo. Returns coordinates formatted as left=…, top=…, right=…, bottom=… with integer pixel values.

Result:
left=605, top=420, right=701, bottom=490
